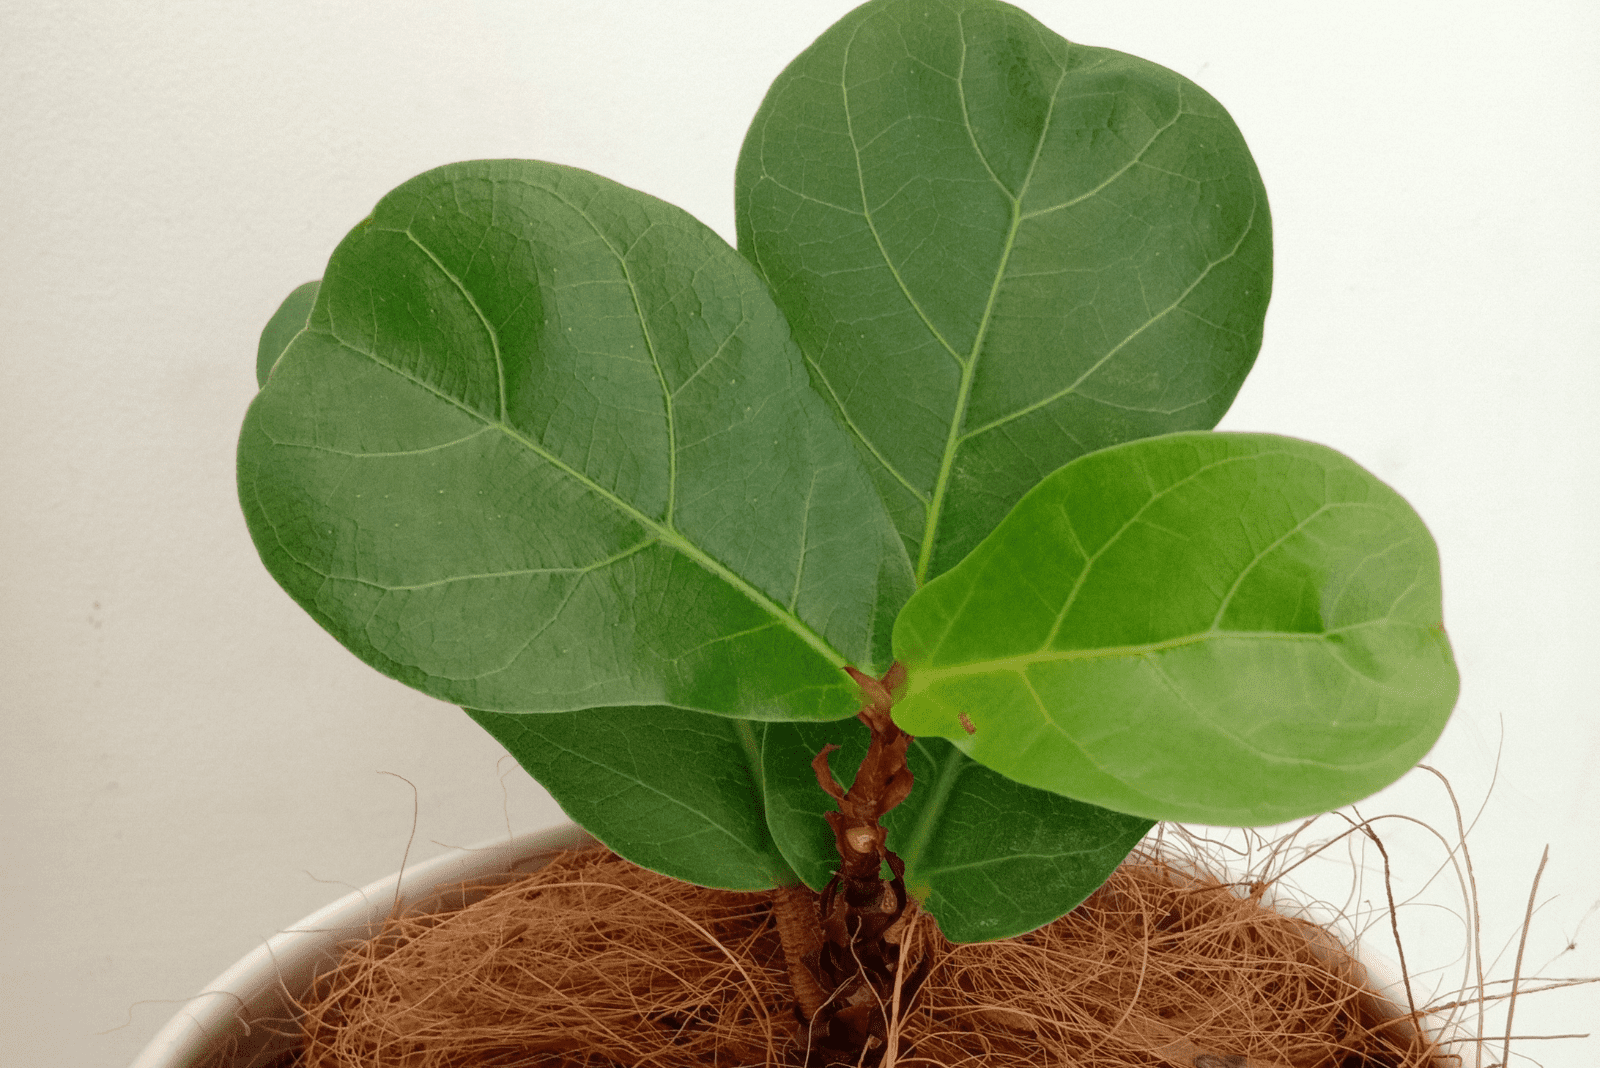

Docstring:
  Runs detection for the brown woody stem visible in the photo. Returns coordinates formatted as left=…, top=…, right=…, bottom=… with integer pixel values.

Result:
left=772, top=883, right=827, bottom=1020
left=782, top=661, right=930, bottom=1063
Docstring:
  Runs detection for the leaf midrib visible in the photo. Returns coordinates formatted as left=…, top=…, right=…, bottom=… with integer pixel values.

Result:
left=916, top=617, right=1419, bottom=682
left=825, top=25, right=1234, bottom=585
left=836, top=15, right=1073, bottom=584
left=323, top=214, right=849, bottom=673
left=912, top=17, right=1073, bottom=583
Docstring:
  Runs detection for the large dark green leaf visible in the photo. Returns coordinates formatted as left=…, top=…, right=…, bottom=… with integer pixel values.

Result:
left=762, top=719, right=1152, bottom=941
left=736, top=0, right=1271, bottom=582
left=469, top=706, right=799, bottom=890
left=239, top=160, right=912, bottom=720
left=892, top=432, right=1460, bottom=825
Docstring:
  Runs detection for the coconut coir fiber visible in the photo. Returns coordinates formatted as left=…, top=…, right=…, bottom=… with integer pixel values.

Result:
left=287, top=845, right=1447, bottom=1068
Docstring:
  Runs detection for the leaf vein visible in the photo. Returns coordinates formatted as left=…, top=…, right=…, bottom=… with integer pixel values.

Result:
left=961, top=188, right=1262, bottom=443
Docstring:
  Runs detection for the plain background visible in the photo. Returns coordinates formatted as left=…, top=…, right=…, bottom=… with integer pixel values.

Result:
left=2, top=1, right=1596, bottom=1064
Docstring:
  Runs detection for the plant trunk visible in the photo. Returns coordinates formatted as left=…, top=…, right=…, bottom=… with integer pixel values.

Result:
left=778, top=663, right=932, bottom=1065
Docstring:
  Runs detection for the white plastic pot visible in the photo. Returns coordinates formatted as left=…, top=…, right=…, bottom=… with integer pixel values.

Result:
left=129, top=824, right=1469, bottom=1067
left=128, top=823, right=598, bottom=1068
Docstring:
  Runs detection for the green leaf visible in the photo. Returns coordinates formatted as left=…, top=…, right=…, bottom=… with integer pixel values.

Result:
left=736, top=0, right=1271, bottom=583
left=239, top=160, right=912, bottom=720
left=892, top=431, right=1460, bottom=826
left=256, top=280, right=319, bottom=387
left=468, top=705, right=799, bottom=890
left=762, top=719, right=1152, bottom=941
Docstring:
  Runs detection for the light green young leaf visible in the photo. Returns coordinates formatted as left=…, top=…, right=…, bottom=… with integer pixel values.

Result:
left=736, top=0, right=1271, bottom=583
left=762, top=719, right=1152, bottom=941
left=256, top=280, right=319, bottom=387
left=892, top=432, right=1459, bottom=826
left=468, top=706, right=799, bottom=891
left=239, top=160, right=912, bottom=721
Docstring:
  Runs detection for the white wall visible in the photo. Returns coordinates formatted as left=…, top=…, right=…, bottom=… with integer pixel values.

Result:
left=2, top=1, right=1595, bottom=1064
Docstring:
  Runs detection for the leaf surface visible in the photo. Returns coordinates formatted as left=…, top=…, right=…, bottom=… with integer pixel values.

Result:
left=239, top=160, right=912, bottom=720
left=762, top=719, right=1152, bottom=941
left=256, top=280, right=319, bottom=386
left=736, top=0, right=1271, bottom=582
left=469, top=705, right=798, bottom=890
left=892, top=432, right=1460, bottom=825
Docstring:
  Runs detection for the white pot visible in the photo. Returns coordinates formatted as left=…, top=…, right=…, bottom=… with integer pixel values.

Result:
left=128, top=823, right=598, bottom=1068
left=129, top=824, right=1468, bottom=1067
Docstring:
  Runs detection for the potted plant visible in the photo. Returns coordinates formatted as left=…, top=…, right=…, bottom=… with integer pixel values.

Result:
left=221, top=0, right=1462, bottom=1062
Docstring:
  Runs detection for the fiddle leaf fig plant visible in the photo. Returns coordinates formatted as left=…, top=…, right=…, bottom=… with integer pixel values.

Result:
left=241, top=0, right=1457, bottom=956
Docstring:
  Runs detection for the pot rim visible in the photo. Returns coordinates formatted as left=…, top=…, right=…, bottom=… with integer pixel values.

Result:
left=127, top=823, right=597, bottom=1068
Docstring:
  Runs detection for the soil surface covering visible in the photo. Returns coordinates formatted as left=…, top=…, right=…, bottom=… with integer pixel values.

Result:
left=254, top=844, right=1448, bottom=1068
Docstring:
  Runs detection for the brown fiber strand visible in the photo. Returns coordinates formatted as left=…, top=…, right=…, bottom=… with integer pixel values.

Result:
left=288, top=844, right=1463, bottom=1068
